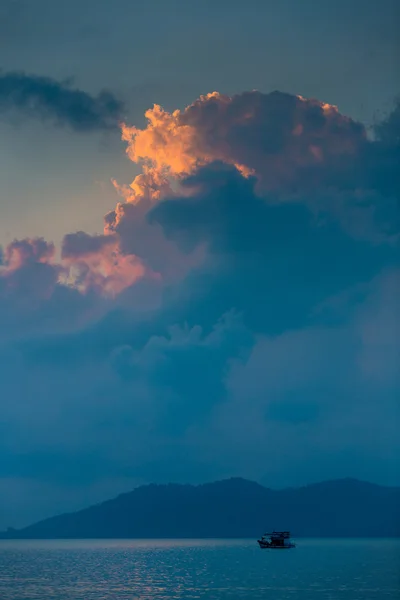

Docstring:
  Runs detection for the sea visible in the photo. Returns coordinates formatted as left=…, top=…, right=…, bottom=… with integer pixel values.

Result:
left=0, top=538, right=399, bottom=600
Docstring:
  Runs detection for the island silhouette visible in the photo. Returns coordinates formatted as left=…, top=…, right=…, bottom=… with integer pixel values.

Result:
left=1, top=478, right=399, bottom=539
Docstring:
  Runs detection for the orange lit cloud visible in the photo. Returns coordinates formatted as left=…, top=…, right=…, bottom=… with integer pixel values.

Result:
left=0, top=234, right=148, bottom=300
left=1, top=90, right=397, bottom=308
left=119, top=90, right=366, bottom=193
left=105, top=166, right=174, bottom=232
left=112, top=90, right=397, bottom=248
left=60, top=231, right=149, bottom=296
left=62, top=247, right=147, bottom=296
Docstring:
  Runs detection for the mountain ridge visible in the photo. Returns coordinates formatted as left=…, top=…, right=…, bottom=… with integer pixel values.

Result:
left=1, top=477, right=399, bottom=539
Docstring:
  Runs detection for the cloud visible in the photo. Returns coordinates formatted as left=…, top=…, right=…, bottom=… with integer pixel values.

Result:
left=3, top=237, right=55, bottom=269
left=0, top=237, right=108, bottom=342
left=60, top=231, right=148, bottom=295
left=0, top=71, right=124, bottom=131
left=111, top=310, right=254, bottom=434
left=61, top=231, right=116, bottom=259
left=117, top=90, right=399, bottom=243
left=120, top=90, right=366, bottom=188
left=1, top=269, right=398, bottom=528
left=212, top=270, right=400, bottom=485
left=0, top=87, right=399, bottom=527
left=355, top=270, right=400, bottom=385
left=0, top=231, right=148, bottom=306
left=148, top=162, right=397, bottom=335
left=0, top=238, right=60, bottom=305
left=374, top=97, right=400, bottom=146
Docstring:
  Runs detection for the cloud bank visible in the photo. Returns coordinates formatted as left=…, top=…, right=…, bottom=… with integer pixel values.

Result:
left=0, top=87, right=399, bottom=528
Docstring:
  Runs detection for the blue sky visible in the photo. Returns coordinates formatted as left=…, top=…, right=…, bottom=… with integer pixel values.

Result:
left=0, top=0, right=399, bottom=529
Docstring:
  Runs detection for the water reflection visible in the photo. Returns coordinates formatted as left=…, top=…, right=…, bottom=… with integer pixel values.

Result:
left=0, top=539, right=399, bottom=599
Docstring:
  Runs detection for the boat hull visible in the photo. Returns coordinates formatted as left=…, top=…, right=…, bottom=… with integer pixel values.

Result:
left=257, top=540, right=296, bottom=549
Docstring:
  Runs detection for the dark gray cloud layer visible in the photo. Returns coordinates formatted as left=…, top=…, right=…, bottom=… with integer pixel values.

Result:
left=149, top=163, right=399, bottom=336
left=0, top=71, right=124, bottom=131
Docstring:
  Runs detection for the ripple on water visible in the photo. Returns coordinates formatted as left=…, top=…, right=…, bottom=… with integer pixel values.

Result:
left=0, top=539, right=399, bottom=600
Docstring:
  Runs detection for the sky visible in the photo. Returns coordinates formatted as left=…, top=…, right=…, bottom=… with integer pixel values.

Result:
left=0, top=0, right=399, bottom=529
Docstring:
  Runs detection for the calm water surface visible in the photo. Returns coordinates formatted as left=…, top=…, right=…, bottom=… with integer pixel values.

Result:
left=0, top=538, right=399, bottom=600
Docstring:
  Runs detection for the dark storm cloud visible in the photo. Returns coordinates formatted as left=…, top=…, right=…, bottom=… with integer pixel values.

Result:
left=149, top=163, right=398, bottom=334
left=0, top=71, right=124, bottom=131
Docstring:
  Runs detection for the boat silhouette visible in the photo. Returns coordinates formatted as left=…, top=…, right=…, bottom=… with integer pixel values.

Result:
left=257, top=530, right=296, bottom=549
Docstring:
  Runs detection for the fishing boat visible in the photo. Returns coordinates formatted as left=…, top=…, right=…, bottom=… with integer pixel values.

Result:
left=257, top=530, right=296, bottom=549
